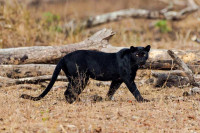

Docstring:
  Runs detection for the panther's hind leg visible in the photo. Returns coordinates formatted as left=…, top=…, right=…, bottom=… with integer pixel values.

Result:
left=64, top=76, right=89, bottom=104
left=105, top=80, right=123, bottom=101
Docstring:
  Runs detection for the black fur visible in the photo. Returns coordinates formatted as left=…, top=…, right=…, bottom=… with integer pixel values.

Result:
left=21, top=45, right=151, bottom=103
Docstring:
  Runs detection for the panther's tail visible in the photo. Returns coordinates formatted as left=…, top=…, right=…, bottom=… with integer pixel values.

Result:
left=20, top=58, right=64, bottom=101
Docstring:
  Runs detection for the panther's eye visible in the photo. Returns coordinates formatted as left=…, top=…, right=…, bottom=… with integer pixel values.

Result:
left=143, top=54, right=146, bottom=56
left=136, top=54, right=139, bottom=57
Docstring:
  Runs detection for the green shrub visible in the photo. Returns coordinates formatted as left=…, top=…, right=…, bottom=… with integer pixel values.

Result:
left=155, top=20, right=172, bottom=33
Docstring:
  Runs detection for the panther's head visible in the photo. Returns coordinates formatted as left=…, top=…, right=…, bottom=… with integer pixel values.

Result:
left=121, top=45, right=151, bottom=68
left=129, top=45, right=151, bottom=67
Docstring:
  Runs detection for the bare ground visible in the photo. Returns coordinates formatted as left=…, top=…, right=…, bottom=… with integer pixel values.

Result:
left=0, top=78, right=200, bottom=132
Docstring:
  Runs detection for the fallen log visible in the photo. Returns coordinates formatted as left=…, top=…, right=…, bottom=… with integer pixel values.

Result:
left=168, top=50, right=200, bottom=87
left=151, top=71, right=200, bottom=87
left=0, top=64, right=65, bottom=78
left=2, top=68, right=200, bottom=88
left=0, top=75, right=67, bottom=87
left=152, top=70, right=187, bottom=77
left=0, top=75, right=122, bottom=89
left=0, top=63, right=199, bottom=79
left=1, top=29, right=200, bottom=73
left=15, top=75, right=67, bottom=84
left=63, top=0, right=199, bottom=31
left=0, top=28, right=115, bottom=64
left=0, top=76, right=16, bottom=87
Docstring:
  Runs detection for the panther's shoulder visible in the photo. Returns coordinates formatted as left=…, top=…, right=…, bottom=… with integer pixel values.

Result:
left=117, top=48, right=130, bottom=58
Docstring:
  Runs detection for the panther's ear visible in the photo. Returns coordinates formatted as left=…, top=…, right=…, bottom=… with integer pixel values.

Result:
left=130, top=46, right=137, bottom=52
left=144, top=45, right=151, bottom=52
left=121, top=49, right=131, bottom=58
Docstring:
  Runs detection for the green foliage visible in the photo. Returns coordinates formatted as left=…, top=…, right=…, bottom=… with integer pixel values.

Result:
left=155, top=20, right=172, bottom=33
left=43, top=12, right=60, bottom=24
left=42, top=12, right=62, bottom=33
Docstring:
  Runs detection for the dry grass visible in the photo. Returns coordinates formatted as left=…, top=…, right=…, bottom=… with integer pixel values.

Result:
left=1, top=0, right=200, bottom=132
left=0, top=79, right=200, bottom=132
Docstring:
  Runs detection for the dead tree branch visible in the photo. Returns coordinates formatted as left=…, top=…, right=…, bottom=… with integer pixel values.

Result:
left=168, top=50, right=200, bottom=87
left=64, top=0, right=199, bottom=31
left=0, top=64, right=65, bottom=78
left=0, top=75, right=67, bottom=87
left=151, top=71, right=200, bottom=87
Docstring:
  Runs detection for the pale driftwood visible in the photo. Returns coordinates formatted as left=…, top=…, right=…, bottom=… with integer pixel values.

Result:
left=0, top=28, right=115, bottom=65
left=1, top=63, right=199, bottom=79
left=0, top=28, right=200, bottom=71
left=152, top=71, right=200, bottom=82
left=153, top=74, right=190, bottom=87
left=15, top=75, right=67, bottom=84
left=0, top=75, right=67, bottom=87
left=168, top=50, right=200, bottom=87
left=151, top=70, right=187, bottom=77
left=0, top=64, right=62, bottom=78
left=64, top=0, right=199, bottom=32
left=163, top=0, right=199, bottom=20
left=0, top=76, right=16, bottom=87
left=151, top=71, right=200, bottom=87
left=0, top=74, right=127, bottom=88
left=159, top=0, right=186, bottom=6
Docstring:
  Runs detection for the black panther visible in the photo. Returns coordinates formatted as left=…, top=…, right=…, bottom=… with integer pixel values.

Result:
left=21, top=45, right=151, bottom=103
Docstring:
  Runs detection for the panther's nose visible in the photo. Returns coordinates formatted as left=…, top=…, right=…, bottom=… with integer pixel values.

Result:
left=139, top=61, right=145, bottom=65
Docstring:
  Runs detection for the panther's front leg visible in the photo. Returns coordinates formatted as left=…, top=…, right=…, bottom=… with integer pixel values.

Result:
left=124, top=79, right=149, bottom=102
